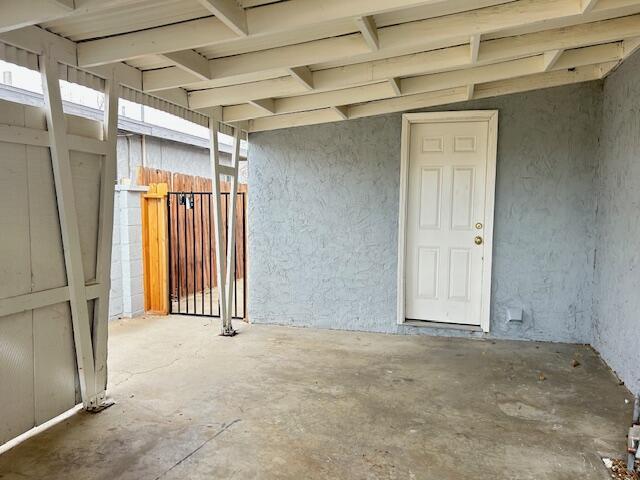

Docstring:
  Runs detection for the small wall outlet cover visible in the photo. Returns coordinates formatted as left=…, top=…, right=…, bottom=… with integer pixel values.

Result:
left=506, top=307, right=523, bottom=323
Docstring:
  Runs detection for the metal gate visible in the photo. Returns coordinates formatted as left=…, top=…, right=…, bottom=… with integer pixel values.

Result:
left=167, top=191, right=246, bottom=318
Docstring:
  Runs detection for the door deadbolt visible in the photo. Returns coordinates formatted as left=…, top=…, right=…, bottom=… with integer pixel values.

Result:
left=474, top=236, right=483, bottom=245
left=475, top=222, right=483, bottom=229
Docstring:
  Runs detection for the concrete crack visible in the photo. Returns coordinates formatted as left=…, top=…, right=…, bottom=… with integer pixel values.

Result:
left=112, top=357, right=182, bottom=386
left=152, top=419, right=241, bottom=480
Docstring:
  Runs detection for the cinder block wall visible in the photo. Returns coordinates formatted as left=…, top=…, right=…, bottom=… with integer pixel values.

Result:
left=248, top=82, right=602, bottom=344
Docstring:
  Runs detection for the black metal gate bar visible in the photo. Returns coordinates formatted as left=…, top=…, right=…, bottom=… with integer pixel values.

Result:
left=167, top=191, right=245, bottom=319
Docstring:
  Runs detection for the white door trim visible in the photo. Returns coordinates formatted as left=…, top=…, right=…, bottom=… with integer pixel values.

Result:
left=397, top=111, right=498, bottom=332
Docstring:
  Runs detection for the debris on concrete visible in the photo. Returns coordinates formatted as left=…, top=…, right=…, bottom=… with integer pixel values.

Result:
left=538, top=372, right=546, bottom=381
left=571, top=359, right=581, bottom=368
left=602, top=458, right=639, bottom=480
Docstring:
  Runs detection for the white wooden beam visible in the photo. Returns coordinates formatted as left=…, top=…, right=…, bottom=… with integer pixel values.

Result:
left=0, top=287, right=70, bottom=318
left=249, top=98, right=276, bottom=114
left=166, top=13, right=640, bottom=94
left=168, top=0, right=640, bottom=92
left=0, top=284, right=102, bottom=318
left=247, top=0, right=447, bottom=35
left=0, top=0, right=74, bottom=33
left=197, top=0, right=248, bottom=36
left=209, top=121, right=230, bottom=334
left=208, top=121, right=240, bottom=336
left=355, top=16, right=379, bottom=51
left=0, top=25, right=143, bottom=91
left=161, top=50, right=210, bottom=81
left=333, top=105, right=349, bottom=120
left=202, top=0, right=579, bottom=86
left=288, top=66, right=314, bottom=90
left=622, top=36, right=640, bottom=59
left=249, top=63, right=610, bottom=132
left=219, top=42, right=619, bottom=118
left=223, top=81, right=396, bottom=121
left=41, top=52, right=98, bottom=410
left=470, top=34, right=481, bottom=63
left=249, top=108, right=347, bottom=131
left=135, top=7, right=640, bottom=93
left=189, top=76, right=307, bottom=108
left=389, top=77, right=402, bottom=96
left=91, top=70, right=119, bottom=405
left=77, top=0, right=602, bottom=68
left=581, top=0, right=599, bottom=13
left=222, top=127, right=241, bottom=332
left=77, top=0, right=450, bottom=65
left=466, top=84, right=475, bottom=100
left=543, top=49, right=564, bottom=71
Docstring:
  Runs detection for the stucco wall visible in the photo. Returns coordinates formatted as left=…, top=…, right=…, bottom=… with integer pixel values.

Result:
left=248, top=82, right=603, bottom=343
left=593, top=53, right=640, bottom=395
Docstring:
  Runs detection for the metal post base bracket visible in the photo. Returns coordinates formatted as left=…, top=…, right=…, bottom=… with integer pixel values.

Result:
left=220, top=327, right=237, bottom=337
left=628, top=396, right=640, bottom=473
left=628, top=424, right=640, bottom=472
left=84, top=396, right=116, bottom=414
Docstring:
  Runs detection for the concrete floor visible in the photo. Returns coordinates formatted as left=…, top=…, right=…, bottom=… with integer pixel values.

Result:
left=0, top=315, right=633, bottom=480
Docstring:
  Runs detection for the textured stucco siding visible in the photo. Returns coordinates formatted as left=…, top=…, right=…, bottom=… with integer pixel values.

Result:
left=248, top=82, right=602, bottom=343
left=593, top=53, right=640, bottom=395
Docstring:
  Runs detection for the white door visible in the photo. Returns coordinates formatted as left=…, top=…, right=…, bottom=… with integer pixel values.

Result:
left=404, top=116, right=495, bottom=326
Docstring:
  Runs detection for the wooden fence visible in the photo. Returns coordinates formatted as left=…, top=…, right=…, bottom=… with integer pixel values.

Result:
left=137, top=167, right=247, bottom=315
left=141, top=184, right=169, bottom=314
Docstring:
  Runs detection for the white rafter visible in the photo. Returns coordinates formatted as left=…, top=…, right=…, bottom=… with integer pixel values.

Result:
left=75, top=0, right=453, bottom=67
left=389, top=77, right=402, bottom=96
left=197, top=0, right=248, bottom=36
left=2, top=0, right=639, bottom=134
left=249, top=98, right=276, bottom=114
left=581, top=0, right=599, bottom=13
left=355, top=16, right=379, bottom=51
left=333, top=105, right=349, bottom=120
left=161, top=50, right=210, bottom=81
left=248, top=62, right=613, bottom=132
left=470, top=34, right=481, bottom=63
left=543, top=49, right=564, bottom=71
left=466, top=84, right=475, bottom=100
left=133, top=1, right=640, bottom=94
left=288, top=66, right=314, bottom=90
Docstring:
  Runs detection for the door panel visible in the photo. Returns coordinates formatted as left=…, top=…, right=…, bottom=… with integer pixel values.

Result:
left=405, top=120, right=490, bottom=325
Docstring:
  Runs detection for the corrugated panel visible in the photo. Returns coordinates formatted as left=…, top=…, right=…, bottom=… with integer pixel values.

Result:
left=0, top=312, right=35, bottom=445
left=0, top=42, right=38, bottom=71
left=120, top=85, right=210, bottom=128
left=1, top=42, right=225, bottom=134
left=33, top=303, right=77, bottom=425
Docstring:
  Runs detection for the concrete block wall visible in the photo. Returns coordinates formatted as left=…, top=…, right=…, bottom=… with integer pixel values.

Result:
left=109, top=186, right=146, bottom=320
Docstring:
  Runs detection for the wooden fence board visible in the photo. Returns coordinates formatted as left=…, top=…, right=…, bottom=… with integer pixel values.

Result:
left=141, top=183, right=169, bottom=314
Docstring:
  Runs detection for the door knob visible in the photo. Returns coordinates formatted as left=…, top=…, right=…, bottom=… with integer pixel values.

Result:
left=474, top=236, right=483, bottom=245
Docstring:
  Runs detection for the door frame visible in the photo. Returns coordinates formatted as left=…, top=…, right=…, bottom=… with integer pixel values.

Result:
left=397, top=111, right=498, bottom=332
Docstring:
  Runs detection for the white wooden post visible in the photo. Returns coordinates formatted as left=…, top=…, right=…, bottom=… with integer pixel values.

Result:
left=209, top=120, right=240, bottom=336
left=41, top=52, right=99, bottom=409
left=223, top=127, right=241, bottom=325
left=92, top=71, right=119, bottom=405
